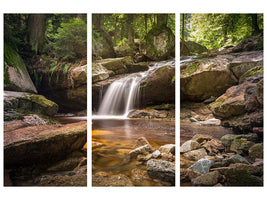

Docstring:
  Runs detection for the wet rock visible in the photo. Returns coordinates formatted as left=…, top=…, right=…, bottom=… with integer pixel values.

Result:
left=22, top=114, right=49, bottom=125
left=183, top=148, right=207, bottom=161
left=129, top=144, right=152, bottom=159
left=180, top=169, right=201, bottom=183
left=130, top=168, right=153, bottom=186
left=133, top=137, right=151, bottom=149
left=140, top=65, right=175, bottom=107
left=196, top=118, right=221, bottom=126
left=4, top=121, right=87, bottom=167
left=191, top=171, right=220, bottom=186
left=225, top=154, right=250, bottom=165
left=188, top=158, right=213, bottom=174
left=230, top=138, right=255, bottom=155
left=129, top=109, right=170, bottom=119
left=159, top=144, right=175, bottom=155
left=249, top=143, right=263, bottom=161
left=180, top=140, right=201, bottom=153
left=92, top=63, right=109, bottom=83
left=203, top=96, right=216, bottom=104
left=147, top=159, right=175, bottom=185
left=180, top=155, right=195, bottom=169
left=37, top=173, right=87, bottom=186
left=137, top=153, right=152, bottom=162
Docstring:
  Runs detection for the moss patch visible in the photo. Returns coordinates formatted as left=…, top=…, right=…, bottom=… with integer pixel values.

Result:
left=240, top=66, right=263, bottom=83
left=186, top=62, right=200, bottom=74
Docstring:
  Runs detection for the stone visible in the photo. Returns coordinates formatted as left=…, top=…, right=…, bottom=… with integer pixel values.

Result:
left=145, top=26, right=175, bottom=61
left=92, top=63, right=109, bottom=83
left=249, top=143, right=263, bottom=160
left=188, top=158, right=213, bottom=174
left=216, top=168, right=263, bottom=186
left=191, top=171, right=220, bottom=186
left=4, top=121, right=87, bottom=167
left=180, top=155, right=195, bottom=169
left=4, top=91, right=58, bottom=117
left=152, top=150, right=161, bottom=158
left=180, top=169, right=201, bottom=183
left=159, top=144, right=175, bottom=155
left=140, top=65, right=175, bottom=107
left=4, top=43, right=37, bottom=93
left=133, top=137, right=151, bottom=149
left=183, top=148, right=208, bottom=161
left=225, top=154, right=250, bottom=166
left=129, top=144, right=152, bottom=159
left=202, top=139, right=225, bottom=154
left=196, top=118, right=221, bottom=126
left=230, top=138, right=255, bottom=155
left=229, top=163, right=262, bottom=176
left=191, top=134, right=214, bottom=144
left=147, top=159, right=175, bottom=185
left=180, top=140, right=201, bottom=153
left=161, top=153, right=175, bottom=162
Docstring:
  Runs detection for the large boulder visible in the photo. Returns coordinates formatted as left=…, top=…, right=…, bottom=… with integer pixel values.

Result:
left=145, top=26, right=175, bottom=61
left=181, top=40, right=208, bottom=56
left=4, top=91, right=58, bottom=117
left=140, top=65, right=175, bottom=106
left=210, top=73, right=263, bottom=132
left=147, top=159, right=175, bottom=185
left=4, top=43, right=37, bottom=93
left=180, top=50, right=263, bottom=102
left=4, top=121, right=87, bottom=167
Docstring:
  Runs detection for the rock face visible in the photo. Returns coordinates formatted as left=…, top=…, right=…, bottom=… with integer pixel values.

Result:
left=4, top=43, right=37, bottom=93
left=180, top=50, right=263, bottom=102
left=147, top=159, right=175, bottom=185
left=210, top=73, right=263, bottom=132
left=145, top=26, right=175, bottom=61
left=27, top=60, right=87, bottom=112
left=4, top=91, right=58, bottom=117
left=140, top=65, right=175, bottom=106
left=4, top=121, right=87, bottom=167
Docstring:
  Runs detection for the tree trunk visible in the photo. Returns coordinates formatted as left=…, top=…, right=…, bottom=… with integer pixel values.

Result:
left=223, top=15, right=229, bottom=45
left=127, top=14, right=134, bottom=47
left=157, top=14, right=168, bottom=28
left=251, top=14, right=260, bottom=35
left=28, top=14, right=46, bottom=55
left=144, top=14, right=148, bottom=35
left=181, top=14, right=185, bottom=53
left=114, top=15, right=118, bottom=46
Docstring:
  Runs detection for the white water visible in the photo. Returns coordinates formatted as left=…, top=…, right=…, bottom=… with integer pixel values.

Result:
left=93, top=60, right=175, bottom=119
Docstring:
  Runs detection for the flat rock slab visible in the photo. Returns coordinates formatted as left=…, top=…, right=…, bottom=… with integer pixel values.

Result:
left=4, top=121, right=87, bottom=167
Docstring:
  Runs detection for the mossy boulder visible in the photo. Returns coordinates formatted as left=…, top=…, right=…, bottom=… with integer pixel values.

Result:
left=249, top=143, right=263, bottom=161
left=145, top=26, right=175, bottom=61
left=4, top=43, right=37, bottom=93
left=181, top=40, right=208, bottom=56
left=95, top=56, right=134, bottom=75
left=92, top=63, right=110, bottom=83
left=4, top=91, right=58, bottom=117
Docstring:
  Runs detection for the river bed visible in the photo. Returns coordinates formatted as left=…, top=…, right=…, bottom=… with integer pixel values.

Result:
left=92, top=119, right=175, bottom=186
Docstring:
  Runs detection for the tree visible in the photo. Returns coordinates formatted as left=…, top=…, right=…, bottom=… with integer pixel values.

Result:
left=28, top=14, right=46, bottom=55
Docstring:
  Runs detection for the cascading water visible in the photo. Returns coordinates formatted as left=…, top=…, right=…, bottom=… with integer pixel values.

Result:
left=93, top=60, right=175, bottom=119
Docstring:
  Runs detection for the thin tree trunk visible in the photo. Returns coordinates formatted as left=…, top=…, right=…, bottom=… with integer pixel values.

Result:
left=251, top=14, right=260, bottom=35
left=127, top=14, right=134, bottom=47
left=181, top=14, right=185, bottom=53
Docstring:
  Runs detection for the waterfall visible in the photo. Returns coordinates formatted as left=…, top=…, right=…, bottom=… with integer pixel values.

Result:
left=94, top=60, right=175, bottom=119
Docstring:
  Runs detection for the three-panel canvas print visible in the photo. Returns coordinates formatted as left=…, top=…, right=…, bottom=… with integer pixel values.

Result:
left=3, top=13, right=263, bottom=187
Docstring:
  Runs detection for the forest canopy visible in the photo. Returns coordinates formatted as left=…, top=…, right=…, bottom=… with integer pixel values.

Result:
left=4, top=14, right=87, bottom=62
left=180, top=13, right=263, bottom=49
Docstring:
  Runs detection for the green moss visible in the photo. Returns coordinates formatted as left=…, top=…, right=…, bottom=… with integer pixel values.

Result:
left=28, top=94, right=57, bottom=108
left=171, top=76, right=175, bottom=83
left=4, top=63, right=11, bottom=85
left=240, top=66, right=263, bottom=83
left=4, top=42, right=27, bottom=75
left=186, top=62, right=200, bottom=74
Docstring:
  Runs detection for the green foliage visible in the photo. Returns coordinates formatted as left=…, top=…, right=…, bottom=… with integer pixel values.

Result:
left=182, top=14, right=263, bottom=49
left=62, top=64, right=70, bottom=75
left=186, top=62, right=200, bottom=74
left=51, top=18, right=87, bottom=61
